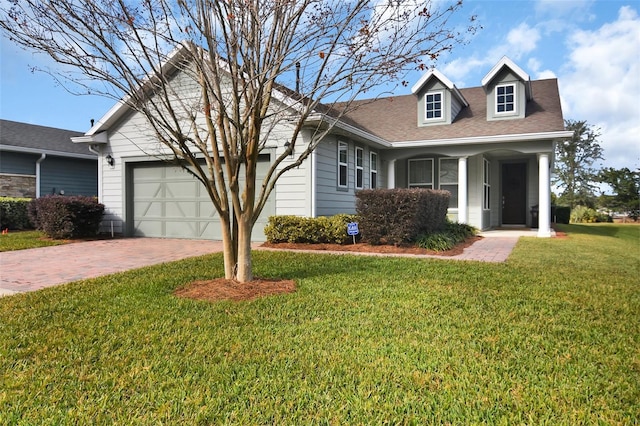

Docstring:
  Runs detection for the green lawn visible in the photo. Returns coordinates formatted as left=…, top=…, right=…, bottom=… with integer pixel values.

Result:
left=0, top=230, right=66, bottom=252
left=1, top=224, right=638, bottom=424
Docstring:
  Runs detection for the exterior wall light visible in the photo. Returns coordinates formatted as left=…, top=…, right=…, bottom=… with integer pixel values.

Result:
left=105, top=154, right=115, bottom=166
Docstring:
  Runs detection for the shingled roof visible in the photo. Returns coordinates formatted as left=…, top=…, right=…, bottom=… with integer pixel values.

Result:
left=0, top=119, right=95, bottom=157
left=341, top=78, right=565, bottom=143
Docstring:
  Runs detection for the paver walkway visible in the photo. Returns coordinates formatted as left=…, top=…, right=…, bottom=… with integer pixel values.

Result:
left=0, top=233, right=531, bottom=296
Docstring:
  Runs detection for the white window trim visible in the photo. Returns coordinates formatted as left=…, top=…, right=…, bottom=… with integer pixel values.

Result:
left=483, top=158, right=491, bottom=210
left=495, top=83, right=516, bottom=115
left=355, top=146, right=364, bottom=190
left=408, top=158, right=434, bottom=188
left=438, top=157, right=459, bottom=211
left=370, top=151, right=378, bottom=189
left=425, top=90, right=444, bottom=121
left=337, top=141, right=348, bottom=189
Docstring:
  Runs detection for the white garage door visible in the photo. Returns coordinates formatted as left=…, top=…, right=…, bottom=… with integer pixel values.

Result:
left=130, top=161, right=274, bottom=241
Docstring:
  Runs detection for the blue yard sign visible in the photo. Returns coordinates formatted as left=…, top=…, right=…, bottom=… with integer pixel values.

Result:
left=347, top=222, right=359, bottom=244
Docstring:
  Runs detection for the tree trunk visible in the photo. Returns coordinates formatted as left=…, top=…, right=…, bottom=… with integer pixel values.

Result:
left=219, top=215, right=237, bottom=280
left=235, top=217, right=254, bottom=282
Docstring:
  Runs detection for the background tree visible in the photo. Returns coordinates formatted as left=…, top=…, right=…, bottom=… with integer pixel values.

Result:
left=597, top=167, right=640, bottom=221
left=1, top=0, right=477, bottom=282
left=553, top=119, right=604, bottom=208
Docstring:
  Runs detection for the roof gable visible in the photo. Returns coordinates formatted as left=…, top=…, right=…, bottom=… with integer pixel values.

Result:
left=481, top=56, right=532, bottom=100
left=0, top=119, right=95, bottom=158
left=411, top=69, right=468, bottom=107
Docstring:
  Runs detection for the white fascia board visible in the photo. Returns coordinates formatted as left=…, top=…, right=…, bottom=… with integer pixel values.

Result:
left=305, top=113, right=391, bottom=148
left=481, top=56, right=530, bottom=88
left=0, top=144, right=98, bottom=160
left=71, top=132, right=108, bottom=144
left=389, top=130, right=574, bottom=148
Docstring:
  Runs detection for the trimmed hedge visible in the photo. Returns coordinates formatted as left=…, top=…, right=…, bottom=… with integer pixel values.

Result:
left=356, top=188, right=450, bottom=245
left=553, top=206, right=571, bottom=224
left=264, top=214, right=358, bottom=244
left=28, top=196, right=105, bottom=239
left=0, top=197, right=33, bottom=230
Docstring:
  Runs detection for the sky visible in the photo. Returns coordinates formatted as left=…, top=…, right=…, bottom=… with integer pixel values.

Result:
left=1, top=0, right=639, bottom=171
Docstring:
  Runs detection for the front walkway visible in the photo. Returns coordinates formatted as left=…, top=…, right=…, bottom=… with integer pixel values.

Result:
left=0, top=231, right=540, bottom=296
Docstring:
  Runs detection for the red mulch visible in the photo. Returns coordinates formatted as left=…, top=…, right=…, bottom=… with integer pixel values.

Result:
left=174, top=237, right=481, bottom=303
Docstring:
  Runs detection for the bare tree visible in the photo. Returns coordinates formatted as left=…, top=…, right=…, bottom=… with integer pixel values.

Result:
left=1, top=0, right=477, bottom=282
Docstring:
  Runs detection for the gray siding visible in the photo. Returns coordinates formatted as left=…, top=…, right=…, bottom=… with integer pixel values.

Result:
left=486, top=69, right=526, bottom=121
left=40, top=157, right=98, bottom=196
left=0, top=151, right=37, bottom=175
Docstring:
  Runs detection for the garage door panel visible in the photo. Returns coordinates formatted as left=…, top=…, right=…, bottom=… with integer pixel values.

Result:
left=130, top=161, right=273, bottom=241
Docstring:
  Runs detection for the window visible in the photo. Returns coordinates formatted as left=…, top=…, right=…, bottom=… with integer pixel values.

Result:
left=483, top=158, right=491, bottom=210
left=370, top=152, right=378, bottom=189
left=337, top=141, right=348, bottom=188
left=355, top=147, right=364, bottom=189
left=439, top=158, right=458, bottom=209
left=425, top=92, right=443, bottom=120
left=496, top=84, right=515, bottom=113
left=408, top=159, right=433, bottom=188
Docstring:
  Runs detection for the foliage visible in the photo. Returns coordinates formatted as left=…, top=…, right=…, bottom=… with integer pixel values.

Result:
left=597, top=167, right=640, bottom=220
left=28, top=196, right=105, bottom=239
left=416, top=221, right=477, bottom=251
left=0, top=1, right=477, bottom=282
left=1, top=224, right=638, bottom=423
left=0, top=230, right=66, bottom=252
left=0, top=197, right=32, bottom=230
left=553, top=120, right=604, bottom=208
left=552, top=205, right=571, bottom=224
left=264, top=214, right=358, bottom=244
left=356, top=188, right=450, bottom=245
left=570, top=205, right=611, bottom=223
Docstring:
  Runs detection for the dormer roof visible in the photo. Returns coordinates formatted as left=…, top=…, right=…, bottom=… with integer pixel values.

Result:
left=481, top=56, right=533, bottom=100
left=411, top=69, right=468, bottom=107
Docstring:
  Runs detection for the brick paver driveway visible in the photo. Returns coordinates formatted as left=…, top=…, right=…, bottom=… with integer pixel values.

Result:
left=0, top=238, right=224, bottom=296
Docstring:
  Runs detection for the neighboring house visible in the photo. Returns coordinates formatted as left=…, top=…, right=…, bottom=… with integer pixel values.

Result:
left=72, top=56, right=572, bottom=241
left=0, top=120, right=98, bottom=198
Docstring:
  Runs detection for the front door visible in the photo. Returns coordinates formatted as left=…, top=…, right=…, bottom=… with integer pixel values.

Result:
left=502, top=163, right=527, bottom=225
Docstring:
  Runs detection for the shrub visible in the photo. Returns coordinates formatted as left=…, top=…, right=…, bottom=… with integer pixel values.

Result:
left=28, top=196, right=104, bottom=239
left=264, top=214, right=358, bottom=244
left=356, top=188, right=449, bottom=245
left=0, top=197, right=33, bottom=230
left=570, top=205, right=611, bottom=224
left=416, top=221, right=477, bottom=252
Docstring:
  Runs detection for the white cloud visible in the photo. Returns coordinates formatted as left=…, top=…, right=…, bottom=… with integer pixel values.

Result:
left=505, top=23, right=541, bottom=58
left=560, top=6, right=640, bottom=169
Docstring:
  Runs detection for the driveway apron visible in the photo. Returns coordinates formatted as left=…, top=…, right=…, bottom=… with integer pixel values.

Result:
left=0, top=238, right=224, bottom=295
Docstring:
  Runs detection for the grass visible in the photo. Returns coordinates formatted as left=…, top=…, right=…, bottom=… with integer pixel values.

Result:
left=1, top=223, right=639, bottom=424
left=0, top=230, right=66, bottom=252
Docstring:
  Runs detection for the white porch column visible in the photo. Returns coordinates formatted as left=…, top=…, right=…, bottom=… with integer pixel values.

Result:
left=387, top=159, right=396, bottom=189
left=458, top=156, right=468, bottom=224
left=537, top=153, right=552, bottom=237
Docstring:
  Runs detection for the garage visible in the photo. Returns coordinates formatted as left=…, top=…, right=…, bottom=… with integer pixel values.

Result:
left=128, top=159, right=274, bottom=241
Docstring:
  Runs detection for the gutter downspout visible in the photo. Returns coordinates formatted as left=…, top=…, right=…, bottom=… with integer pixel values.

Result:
left=88, top=144, right=103, bottom=202
left=35, top=154, right=46, bottom=198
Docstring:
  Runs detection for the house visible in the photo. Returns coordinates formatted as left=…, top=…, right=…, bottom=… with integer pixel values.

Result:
left=0, top=120, right=98, bottom=198
left=72, top=56, right=572, bottom=241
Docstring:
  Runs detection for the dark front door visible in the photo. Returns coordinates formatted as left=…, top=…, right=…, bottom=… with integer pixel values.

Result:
left=502, top=163, right=527, bottom=225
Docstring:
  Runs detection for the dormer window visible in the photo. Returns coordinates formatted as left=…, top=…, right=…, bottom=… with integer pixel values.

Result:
left=425, top=92, right=443, bottom=120
left=496, top=84, right=515, bottom=113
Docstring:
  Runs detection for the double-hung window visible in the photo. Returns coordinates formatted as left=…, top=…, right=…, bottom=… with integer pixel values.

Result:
left=355, top=147, right=364, bottom=189
left=408, top=159, right=433, bottom=188
left=425, top=92, right=443, bottom=120
left=337, top=141, right=348, bottom=188
left=439, top=158, right=458, bottom=209
left=496, top=84, right=515, bottom=113
left=370, top=152, right=378, bottom=189
left=483, top=158, right=491, bottom=210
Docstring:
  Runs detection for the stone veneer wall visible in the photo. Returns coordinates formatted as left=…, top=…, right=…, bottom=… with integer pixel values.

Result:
left=0, top=174, right=36, bottom=198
